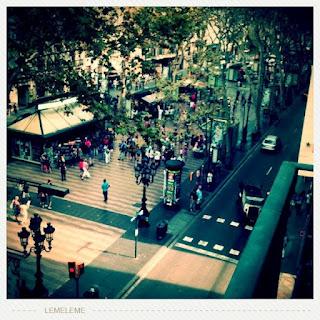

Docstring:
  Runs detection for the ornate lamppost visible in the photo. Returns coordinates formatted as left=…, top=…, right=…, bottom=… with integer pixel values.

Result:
left=134, top=157, right=156, bottom=227
left=17, top=213, right=55, bottom=298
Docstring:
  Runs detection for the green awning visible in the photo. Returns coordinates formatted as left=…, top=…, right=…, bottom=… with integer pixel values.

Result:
left=8, top=97, right=94, bottom=138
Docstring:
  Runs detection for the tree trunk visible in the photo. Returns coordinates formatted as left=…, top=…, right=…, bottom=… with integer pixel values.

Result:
left=254, top=47, right=265, bottom=133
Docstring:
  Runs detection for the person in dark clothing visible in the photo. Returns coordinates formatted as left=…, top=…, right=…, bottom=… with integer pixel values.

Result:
left=22, top=181, right=30, bottom=200
left=60, top=163, right=67, bottom=181
left=189, top=189, right=197, bottom=212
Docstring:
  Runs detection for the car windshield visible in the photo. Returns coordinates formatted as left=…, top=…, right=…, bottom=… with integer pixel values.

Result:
left=245, top=196, right=264, bottom=205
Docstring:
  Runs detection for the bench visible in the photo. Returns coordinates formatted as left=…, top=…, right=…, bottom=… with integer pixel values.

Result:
left=38, top=183, right=69, bottom=197
left=8, top=176, right=69, bottom=197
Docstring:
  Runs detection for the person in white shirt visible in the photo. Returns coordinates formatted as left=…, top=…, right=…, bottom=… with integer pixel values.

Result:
left=104, top=146, right=111, bottom=164
left=154, top=150, right=161, bottom=168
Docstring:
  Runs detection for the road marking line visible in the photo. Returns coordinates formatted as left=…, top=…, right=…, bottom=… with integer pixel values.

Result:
left=229, top=249, right=240, bottom=256
left=216, top=217, right=225, bottom=223
left=182, top=236, right=193, bottom=243
left=213, top=244, right=224, bottom=251
left=198, top=240, right=208, bottom=247
left=245, top=225, right=253, bottom=231
left=266, top=166, right=273, bottom=175
left=175, top=242, right=238, bottom=264
left=230, top=221, right=240, bottom=227
left=202, top=214, right=212, bottom=220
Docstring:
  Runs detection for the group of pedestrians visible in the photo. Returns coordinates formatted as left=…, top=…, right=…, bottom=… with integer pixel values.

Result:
left=9, top=180, right=31, bottom=225
left=189, top=185, right=203, bottom=213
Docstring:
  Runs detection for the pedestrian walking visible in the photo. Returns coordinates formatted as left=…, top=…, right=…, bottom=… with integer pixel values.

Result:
left=46, top=179, right=53, bottom=209
left=118, top=140, right=127, bottom=160
left=10, top=195, right=21, bottom=222
left=305, top=190, right=312, bottom=212
left=195, top=169, right=202, bottom=186
left=38, top=190, right=47, bottom=208
left=195, top=185, right=203, bottom=211
left=189, top=189, right=197, bottom=212
left=81, top=159, right=91, bottom=179
left=60, top=163, right=67, bottom=181
left=207, top=171, right=214, bottom=191
left=154, top=149, right=161, bottom=169
left=19, top=200, right=31, bottom=226
left=22, top=181, right=30, bottom=200
left=104, top=146, right=111, bottom=164
left=17, top=179, right=24, bottom=196
left=79, top=158, right=85, bottom=179
left=101, top=179, right=110, bottom=203
left=282, top=236, right=288, bottom=258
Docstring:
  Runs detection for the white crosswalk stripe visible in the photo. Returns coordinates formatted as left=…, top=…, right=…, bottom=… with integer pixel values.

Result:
left=230, top=221, right=240, bottom=227
left=213, top=244, right=224, bottom=251
left=7, top=206, right=124, bottom=297
left=229, top=249, right=240, bottom=256
left=198, top=240, right=208, bottom=247
left=182, top=236, right=193, bottom=243
left=175, top=243, right=238, bottom=265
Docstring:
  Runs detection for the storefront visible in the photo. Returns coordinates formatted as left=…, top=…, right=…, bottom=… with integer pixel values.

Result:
left=8, top=97, right=96, bottom=164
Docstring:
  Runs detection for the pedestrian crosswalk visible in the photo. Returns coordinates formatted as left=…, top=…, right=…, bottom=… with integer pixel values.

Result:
left=7, top=205, right=125, bottom=297
left=7, top=139, right=205, bottom=217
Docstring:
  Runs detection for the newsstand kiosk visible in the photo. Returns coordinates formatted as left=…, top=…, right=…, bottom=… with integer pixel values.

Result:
left=163, top=159, right=184, bottom=207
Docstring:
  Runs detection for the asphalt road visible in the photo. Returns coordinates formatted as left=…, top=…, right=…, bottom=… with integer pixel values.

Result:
left=125, top=97, right=306, bottom=299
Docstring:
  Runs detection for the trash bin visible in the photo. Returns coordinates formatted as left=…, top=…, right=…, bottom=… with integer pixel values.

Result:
left=156, top=220, right=168, bottom=240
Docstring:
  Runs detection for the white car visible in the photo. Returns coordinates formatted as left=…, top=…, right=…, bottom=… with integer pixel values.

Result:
left=261, top=135, right=281, bottom=152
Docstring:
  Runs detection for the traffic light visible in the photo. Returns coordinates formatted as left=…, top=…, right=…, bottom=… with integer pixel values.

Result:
left=78, top=263, right=85, bottom=276
left=68, top=262, right=76, bottom=279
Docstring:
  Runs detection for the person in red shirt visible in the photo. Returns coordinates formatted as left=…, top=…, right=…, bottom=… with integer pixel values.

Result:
left=79, top=159, right=85, bottom=179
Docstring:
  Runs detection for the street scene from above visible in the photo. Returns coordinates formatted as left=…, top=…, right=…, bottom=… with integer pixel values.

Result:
left=6, top=6, right=313, bottom=301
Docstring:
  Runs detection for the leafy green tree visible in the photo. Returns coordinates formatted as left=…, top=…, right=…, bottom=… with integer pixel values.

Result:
left=8, top=7, right=117, bottom=105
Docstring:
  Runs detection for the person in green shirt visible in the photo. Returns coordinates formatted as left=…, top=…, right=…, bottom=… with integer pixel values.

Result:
left=101, top=179, right=110, bottom=203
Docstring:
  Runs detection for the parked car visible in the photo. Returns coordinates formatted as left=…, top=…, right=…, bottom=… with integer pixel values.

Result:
left=261, top=135, right=281, bottom=152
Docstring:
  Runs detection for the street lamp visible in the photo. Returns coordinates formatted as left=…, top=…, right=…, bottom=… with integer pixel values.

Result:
left=134, top=157, right=156, bottom=227
left=17, top=213, right=55, bottom=298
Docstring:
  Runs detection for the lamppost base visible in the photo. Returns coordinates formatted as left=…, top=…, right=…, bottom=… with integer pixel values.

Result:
left=138, top=218, right=150, bottom=228
left=32, top=283, right=49, bottom=298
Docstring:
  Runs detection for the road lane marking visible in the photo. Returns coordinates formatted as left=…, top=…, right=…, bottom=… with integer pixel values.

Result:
left=198, top=240, right=208, bottom=247
left=175, top=242, right=238, bottom=264
left=266, top=166, right=273, bottom=175
left=230, top=221, right=240, bottom=227
left=216, top=218, right=225, bottom=223
left=202, top=214, right=212, bottom=220
left=245, top=225, right=253, bottom=231
left=229, top=249, right=240, bottom=256
left=182, top=236, right=193, bottom=243
left=213, top=244, right=224, bottom=251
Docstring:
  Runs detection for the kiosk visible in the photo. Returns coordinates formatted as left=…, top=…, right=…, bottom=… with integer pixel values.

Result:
left=163, top=160, right=184, bottom=207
